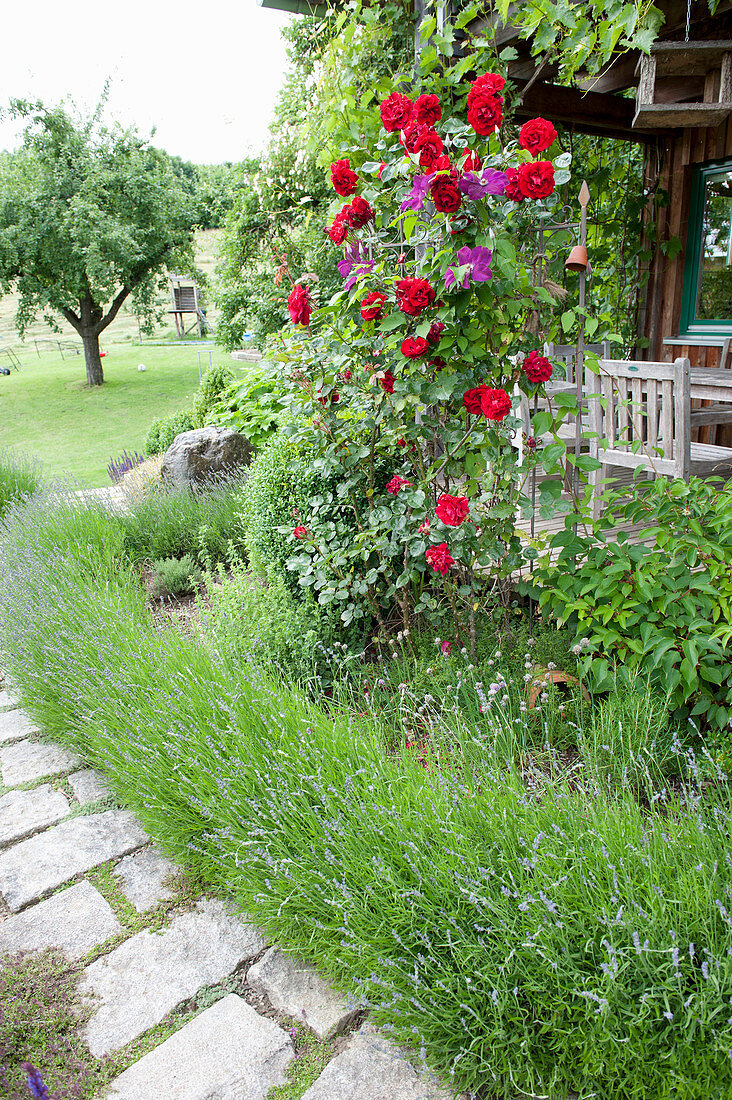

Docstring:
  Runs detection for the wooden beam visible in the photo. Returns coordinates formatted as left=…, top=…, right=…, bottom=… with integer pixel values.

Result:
left=511, top=80, right=654, bottom=142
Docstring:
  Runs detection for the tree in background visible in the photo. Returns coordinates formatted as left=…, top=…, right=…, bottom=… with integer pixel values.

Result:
left=0, top=100, right=197, bottom=385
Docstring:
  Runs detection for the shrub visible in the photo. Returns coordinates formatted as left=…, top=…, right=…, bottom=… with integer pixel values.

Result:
left=144, top=365, right=238, bottom=457
left=144, top=410, right=196, bottom=457
left=149, top=554, right=203, bottom=599
left=191, top=363, right=235, bottom=427
left=0, top=449, right=42, bottom=520
left=208, top=363, right=287, bottom=451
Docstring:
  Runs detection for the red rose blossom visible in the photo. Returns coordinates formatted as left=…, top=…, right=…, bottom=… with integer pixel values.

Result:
left=380, top=91, right=414, bottom=133
left=386, top=475, right=412, bottom=495
left=377, top=162, right=386, bottom=179
left=396, top=277, right=435, bottom=317
left=401, top=336, right=430, bottom=359
left=480, top=387, right=512, bottom=421
left=435, top=493, right=469, bottom=527
left=427, top=321, right=445, bottom=345
left=330, top=158, right=358, bottom=196
left=504, top=168, right=525, bottom=204
left=425, top=542, right=454, bottom=576
left=433, top=154, right=453, bottom=173
left=522, top=350, right=553, bottom=384
left=360, top=291, right=387, bottom=322
left=468, top=98, right=503, bottom=135
left=397, top=437, right=407, bottom=447
left=518, top=118, right=558, bottom=158
left=345, top=195, right=374, bottom=229
left=415, top=129, right=444, bottom=170
left=517, top=161, right=555, bottom=200
left=468, top=73, right=506, bottom=104
left=293, top=525, right=309, bottom=539
left=325, top=210, right=349, bottom=243
left=463, top=385, right=490, bottom=414
left=288, top=284, right=311, bottom=326
left=461, top=148, right=482, bottom=172
left=430, top=357, right=447, bottom=371
left=341, top=368, right=352, bottom=380
left=430, top=174, right=462, bottom=214
left=379, top=370, right=395, bottom=394
left=400, top=119, right=424, bottom=154
left=414, top=93, right=442, bottom=126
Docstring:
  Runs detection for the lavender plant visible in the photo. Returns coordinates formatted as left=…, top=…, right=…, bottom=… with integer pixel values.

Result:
left=106, top=449, right=145, bottom=485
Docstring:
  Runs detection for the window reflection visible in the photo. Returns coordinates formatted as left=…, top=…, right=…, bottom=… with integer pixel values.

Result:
left=697, top=169, right=732, bottom=322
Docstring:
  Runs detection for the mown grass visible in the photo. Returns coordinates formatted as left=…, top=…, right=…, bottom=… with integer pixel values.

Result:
left=1, top=492, right=732, bottom=1099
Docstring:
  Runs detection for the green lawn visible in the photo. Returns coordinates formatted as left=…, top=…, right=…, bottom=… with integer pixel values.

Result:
left=0, top=342, right=225, bottom=487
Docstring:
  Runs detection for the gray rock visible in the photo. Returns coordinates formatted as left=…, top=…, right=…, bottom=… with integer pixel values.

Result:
left=0, top=689, right=18, bottom=710
left=81, top=897, right=267, bottom=1056
left=112, top=846, right=178, bottom=912
left=300, top=1025, right=457, bottom=1100
left=101, top=994, right=293, bottom=1099
left=0, top=784, right=70, bottom=846
left=160, top=426, right=252, bottom=488
left=0, top=810, right=148, bottom=912
left=68, top=768, right=112, bottom=804
left=0, top=710, right=38, bottom=745
left=0, top=880, right=121, bottom=960
left=248, top=948, right=360, bottom=1040
left=1, top=739, right=80, bottom=786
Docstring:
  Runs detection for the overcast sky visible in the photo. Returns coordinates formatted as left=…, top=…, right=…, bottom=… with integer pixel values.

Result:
left=0, top=0, right=295, bottom=163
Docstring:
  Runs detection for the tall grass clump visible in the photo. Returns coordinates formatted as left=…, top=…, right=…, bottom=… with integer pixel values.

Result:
left=0, top=450, right=42, bottom=520
left=1, top=495, right=732, bottom=1099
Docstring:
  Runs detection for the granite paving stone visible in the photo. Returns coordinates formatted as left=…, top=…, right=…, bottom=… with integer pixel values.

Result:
left=81, top=897, right=268, bottom=1056
left=68, top=768, right=112, bottom=804
left=248, top=947, right=360, bottom=1039
left=0, top=689, right=18, bottom=710
left=0, top=880, right=121, bottom=960
left=300, top=1025, right=457, bottom=1100
left=0, top=784, right=70, bottom=846
left=101, top=994, right=294, bottom=1099
left=1, top=739, right=80, bottom=786
left=0, top=809, right=148, bottom=911
left=0, top=710, right=39, bottom=745
left=112, top=846, right=178, bottom=912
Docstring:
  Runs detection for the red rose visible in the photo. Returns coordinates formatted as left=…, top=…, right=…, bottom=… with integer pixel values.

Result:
left=377, top=162, right=386, bottom=179
left=463, top=385, right=490, bottom=414
left=379, top=370, right=395, bottom=394
left=433, top=154, right=453, bottom=173
left=400, top=119, right=423, bottom=154
left=341, top=368, right=352, bottom=380
left=325, top=209, right=349, bottom=243
left=293, top=525, right=309, bottom=539
left=427, top=320, right=445, bottom=345
left=430, top=357, right=447, bottom=372
left=330, top=158, right=358, bottom=196
left=522, top=350, right=553, bottom=384
left=361, top=291, right=387, bottom=321
left=430, top=174, right=462, bottom=214
left=467, top=97, right=503, bottom=135
left=401, top=336, right=430, bottom=359
left=518, top=118, right=558, bottom=157
left=435, top=493, right=469, bottom=527
left=386, top=475, right=412, bottom=494
left=461, top=148, right=482, bottom=172
left=414, top=93, right=442, bottom=126
left=517, top=161, right=555, bottom=200
left=345, top=195, right=374, bottom=229
left=415, top=129, right=444, bottom=170
left=504, top=168, right=525, bottom=204
left=397, top=437, right=407, bottom=447
left=396, top=277, right=435, bottom=316
left=288, top=284, right=311, bottom=326
left=468, top=73, right=506, bottom=104
left=380, top=91, right=414, bottom=133
left=425, top=542, right=454, bottom=576
left=480, top=387, right=512, bottom=421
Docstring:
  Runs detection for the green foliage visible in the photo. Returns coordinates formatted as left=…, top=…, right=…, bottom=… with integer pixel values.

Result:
left=525, top=477, right=732, bottom=737
left=144, top=362, right=235, bottom=456
left=149, top=554, right=203, bottom=598
left=208, top=363, right=287, bottom=450
left=191, top=363, right=235, bottom=427
left=144, top=410, right=197, bottom=456
left=0, top=449, right=41, bottom=519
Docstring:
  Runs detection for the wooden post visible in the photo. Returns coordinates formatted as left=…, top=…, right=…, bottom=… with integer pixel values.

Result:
left=574, top=180, right=591, bottom=503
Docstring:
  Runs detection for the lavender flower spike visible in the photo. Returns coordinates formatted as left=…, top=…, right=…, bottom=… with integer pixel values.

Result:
left=400, top=174, right=432, bottom=213
left=23, top=1063, right=50, bottom=1100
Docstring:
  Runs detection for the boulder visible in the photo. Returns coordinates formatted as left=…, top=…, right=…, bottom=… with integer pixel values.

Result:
left=160, top=426, right=252, bottom=488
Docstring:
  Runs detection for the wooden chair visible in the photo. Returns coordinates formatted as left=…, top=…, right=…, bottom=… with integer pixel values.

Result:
left=518, top=342, right=611, bottom=447
left=587, top=357, right=732, bottom=517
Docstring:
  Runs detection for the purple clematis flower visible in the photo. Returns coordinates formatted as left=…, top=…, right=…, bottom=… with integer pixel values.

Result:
left=458, top=168, right=508, bottom=201
left=444, top=245, right=493, bottom=290
left=400, top=174, right=433, bottom=213
left=338, top=243, right=375, bottom=292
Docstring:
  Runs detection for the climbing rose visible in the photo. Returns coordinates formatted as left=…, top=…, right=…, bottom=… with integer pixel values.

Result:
left=377, top=161, right=386, bottom=178
left=468, top=72, right=506, bottom=103
left=400, top=119, right=423, bottom=154
left=325, top=210, right=349, bottom=243
left=517, top=161, right=555, bottom=200
left=330, top=159, right=358, bottom=196
left=436, top=493, right=469, bottom=527
left=519, top=118, right=558, bottom=157
left=430, top=357, right=447, bottom=371
left=523, top=350, right=553, bottom=383
left=293, top=525, right=309, bottom=539
left=504, top=168, right=525, bottom=204
left=480, top=387, right=512, bottom=420
left=288, top=284, right=311, bottom=326
left=379, top=370, right=395, bottom=394
left=425, top=542, right=454, bottom=576
left=467, top=73, right=505, bottom=136
left=430, top=174, right=462, bottom=214
left=360, top=291, right=387, bottom=321
left=414, top=93, right=442, bottom=126
left=461, top=148, right=482, bottom=172
left=427, top=320, right=445, bottom=345
left=463, top=385, right=490, bottom=414
left=345, top=195, right=374, bottom=229
left=386, top=475, right=412, bottom=494
left=380, top=91, right=414, bottom=132
left=415, top=129, right=444, bottom=170
left=401, top=336, right=430, bottom=359
left=396, top=277, right=435, bottom=316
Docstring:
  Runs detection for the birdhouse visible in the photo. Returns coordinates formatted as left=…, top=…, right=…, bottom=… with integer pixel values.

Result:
left=633, top=40, right=732, bottom=129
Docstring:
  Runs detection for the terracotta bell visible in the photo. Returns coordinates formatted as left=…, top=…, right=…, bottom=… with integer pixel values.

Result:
left=565, top=245, right=588, bottom=271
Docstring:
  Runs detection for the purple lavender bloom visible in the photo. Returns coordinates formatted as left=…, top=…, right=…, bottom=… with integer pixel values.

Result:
left=458, top=168, right=508, bottom=200
left=444, top=246, right=493, bottom=290
left=107, top=449, right=145, bottom=485
left=337, top=243, right=374, bottom=292
left=22, top=1063, right=49, bottom=1100
left=399, top=174, right=432, bottom=213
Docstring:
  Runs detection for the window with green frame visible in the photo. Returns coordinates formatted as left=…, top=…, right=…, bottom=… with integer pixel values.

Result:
left=680, top=158, right=732, bottom=335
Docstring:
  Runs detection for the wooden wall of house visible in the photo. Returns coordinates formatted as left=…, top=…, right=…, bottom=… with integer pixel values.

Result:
left=641, top=113, right=732, bottom=446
